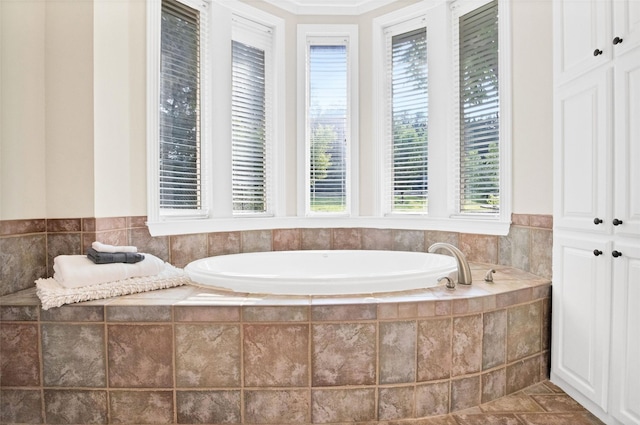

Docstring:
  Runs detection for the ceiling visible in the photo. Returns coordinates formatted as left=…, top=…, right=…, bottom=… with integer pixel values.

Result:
left=261, top=0, right=400, bottom=15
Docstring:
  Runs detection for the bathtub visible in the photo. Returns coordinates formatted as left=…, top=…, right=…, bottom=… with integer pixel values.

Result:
left=185, top=250, right=458, bottom=295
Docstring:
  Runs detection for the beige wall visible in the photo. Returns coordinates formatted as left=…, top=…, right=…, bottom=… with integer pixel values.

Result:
left=0, top=0, right=553, bottom=221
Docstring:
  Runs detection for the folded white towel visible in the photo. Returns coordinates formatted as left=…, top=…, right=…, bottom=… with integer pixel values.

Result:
left=36, top=264, right=190, bottom=309
left=91, top=241, right=138, bottom=253
left=53, top=253, right=165, bottom=289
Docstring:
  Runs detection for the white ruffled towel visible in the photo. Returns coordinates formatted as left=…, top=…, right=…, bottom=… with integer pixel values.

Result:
left=53, top=253, right=164, bottom=288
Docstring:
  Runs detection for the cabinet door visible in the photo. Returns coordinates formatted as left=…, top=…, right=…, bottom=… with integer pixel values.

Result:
left=609, top=240, right=640, bottom=425
left=613, top=0, right=640, bottom=57
left=554, top=0, right=611, bottom=83
left=614, top=47, right=640, bottom=238
left=551, top=233, right=612, bottom=410
left=554, top=70, right=612, bottom=233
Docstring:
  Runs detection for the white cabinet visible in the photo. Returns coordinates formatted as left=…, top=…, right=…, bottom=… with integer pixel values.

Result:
left=553, top=68, right=612, bottom=234
left=555, top=0, right=640, bottom=84
left=609, top=241, right=640, bottom=425
left=552, top=234, right=612, bottom=410
left=552, top=1, right=640, bottom=424
left=613, top=51, right=640, bottom=239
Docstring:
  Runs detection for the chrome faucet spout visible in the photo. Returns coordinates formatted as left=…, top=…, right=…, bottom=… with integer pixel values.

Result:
left=428, top=243, right=472, bottom=285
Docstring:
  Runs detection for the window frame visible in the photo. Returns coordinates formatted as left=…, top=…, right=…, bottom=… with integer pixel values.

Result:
left=297, top=24, right=360, bottom=218
left=147, top=0, right=286, bottom=235
left=372, top=0, right=511, bottom=234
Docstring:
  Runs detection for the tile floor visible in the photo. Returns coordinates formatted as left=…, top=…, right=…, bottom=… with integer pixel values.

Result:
left=421, top=380, right=604, bottom=425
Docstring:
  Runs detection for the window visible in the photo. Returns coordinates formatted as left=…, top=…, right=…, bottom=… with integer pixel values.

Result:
left=386, top=22, right=428, bottom=213
left=455, top=0, right=500, bottom=214
left=298, top=25, right=359, bottom=217
left=158, top=0, right=206, bottom=214
left=148, top=0, right=285, bottom=234
left=231, top=16, right=274, bottom=215
left=374, top=0, right=510, bottom=231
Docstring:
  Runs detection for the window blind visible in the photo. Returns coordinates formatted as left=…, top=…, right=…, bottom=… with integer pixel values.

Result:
left=458, top=0, right=500, bottom=214
left=389, top=27, right=428, bottom=213
left=307, top=43, right=349, bottom=213
left=159, top=0, right=201, bottom=210
left=231, top=17, right=272, bottom=214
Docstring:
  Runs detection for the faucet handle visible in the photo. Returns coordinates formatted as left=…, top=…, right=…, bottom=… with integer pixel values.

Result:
left=484, top=269, right=496, bottom=283
left=438, top=276, right=456, bottom=290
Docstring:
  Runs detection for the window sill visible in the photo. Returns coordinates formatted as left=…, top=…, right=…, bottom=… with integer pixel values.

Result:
left=146, top=215, right=511, bottom=237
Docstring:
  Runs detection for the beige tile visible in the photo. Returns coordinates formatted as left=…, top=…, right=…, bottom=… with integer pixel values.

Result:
left=301, top=228, right=331, bottom=250
left=108, top=324, right=173, bottom=388
left=273, top=228, right=301, bottom=251
left=393, top=229, right=425, bottom=251
left=311, top=388, right=375, bottom=423
left=312, top=323, right=376, bottom=386
left=361, top=228, right=393, bottom=250
left=44, top=390, right=107, bottom=424
left=517, top=412, right=605, bottom=425
left=1, top=323, right=41, bottom=387
left=379, top=386, right=415, bottom=420
left=459, top=233, right=498, bottom=263
left=208, top=231, right=241, bottom=256
left=245, top=389, right=310, bottom=424
left=176, top=390, right=241, bottom=424
left=483, top=309, right=507, bottom=370
left=417, top=317, right=452, bottom=381
left=241, top=229, right=273, bottom=253
left=0, top=389, right=43, bottom=424
left=110, top=390, right=174, bottom=424
left=454, top=413, right=523, bottom=425
left=531, top=394, right=587, bottom=412
left=482, top=368, right=506, bottom=403
left=480, top=392, right=544, bottom=413
left=379, top=321, right=417, bottom=384
left=175, top=324, right=241, bottom=387
left=452, top=314, right=483, bottom=376
left=451, top=375, right=481, bottom=412
left=42, top=323, right=105, bottom=387
left=507, top=301, right=542, bottom=362
left=416, top=381, right=450, bottom=417
left=244, top=324, right=309, bottom=387
left=506, top=356, right=542, bottom=394
left=332, top=228, right=362, bottom=249
left=170, top=233, right=208, bottom=268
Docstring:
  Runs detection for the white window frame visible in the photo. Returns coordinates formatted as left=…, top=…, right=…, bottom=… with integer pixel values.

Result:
left=146, top=0, right=286, bottom=236
left=297, top=24, right=359, bottom=218
left=372, top=0, right=511, bottom=235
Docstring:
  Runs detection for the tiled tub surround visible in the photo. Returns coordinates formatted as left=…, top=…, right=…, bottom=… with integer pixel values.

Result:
left=0, top=263, right=551, bottom=424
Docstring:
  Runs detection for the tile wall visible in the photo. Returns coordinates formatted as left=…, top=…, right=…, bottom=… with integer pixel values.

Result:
left=0, top=282, right=551, bottom=424
left=0, top=214, right=553, bottom=297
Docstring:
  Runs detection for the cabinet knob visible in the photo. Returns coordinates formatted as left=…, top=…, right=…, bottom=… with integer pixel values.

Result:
left=593, top=217, right=603, bottom=225
left=593, top=49, right=603, bottom=56
left=612, top=250, right=623, bottom=258
left=613, top=36, right=624, bottom=45
left=613, top=218, right=624, bottom=226
left=593, top=249, right=603, bottom=256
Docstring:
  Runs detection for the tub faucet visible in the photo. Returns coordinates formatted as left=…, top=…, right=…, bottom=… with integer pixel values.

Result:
left=428, top=243, right=472, bottom=285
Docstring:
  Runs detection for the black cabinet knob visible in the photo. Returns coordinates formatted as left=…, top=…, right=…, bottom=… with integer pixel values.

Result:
left=612, top=250, right=623, bottom=258
left=613, top=36, right=624, bottom=45
left=594, top=217, right=603, bottom=225
left=613, top=218, right=623, bottom=226
left=594, top=49, right=603, bottom=56
left=593, top=249, right=603, bottom=256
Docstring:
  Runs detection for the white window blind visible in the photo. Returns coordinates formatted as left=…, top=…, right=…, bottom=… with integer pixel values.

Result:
left=307, top=41, right=349, bottom=214
left=232, top=16, right=273, bottom=214
left=388, top=25, right=428, bottom=213
left=159, top=0, right=202, bottom=210
left=458, top=0, right=500, bottom=214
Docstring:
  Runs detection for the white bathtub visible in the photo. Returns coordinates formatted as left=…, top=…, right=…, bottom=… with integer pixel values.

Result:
left=185, top=250, right=458, bottom=295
